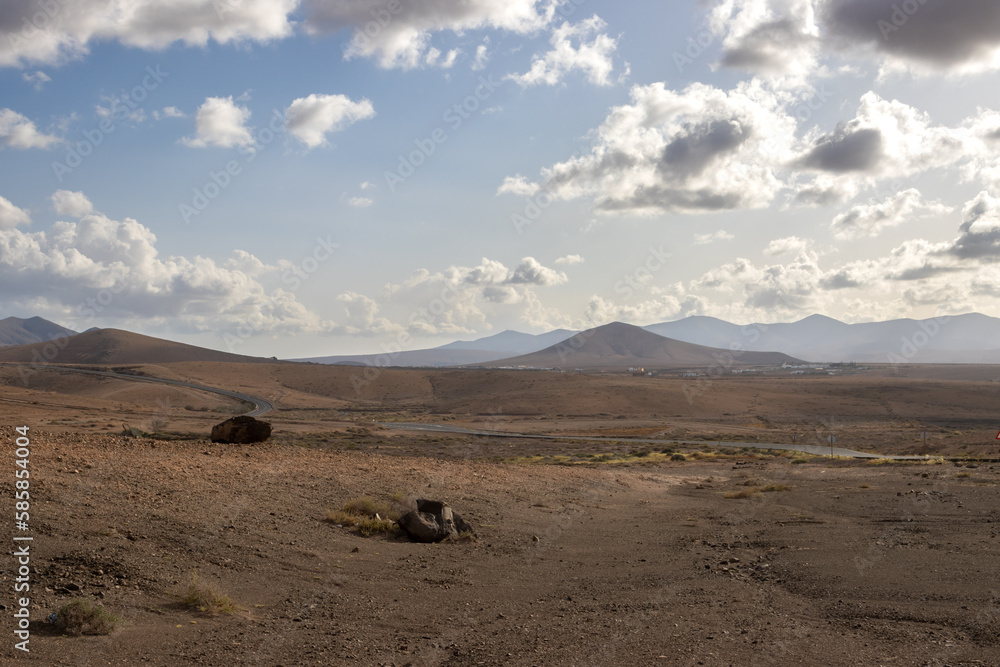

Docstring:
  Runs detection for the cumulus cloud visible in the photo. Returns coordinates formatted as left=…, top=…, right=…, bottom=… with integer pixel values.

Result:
left=51, top=190, right=94, bottom=218
left=763, top=236, right=810, bottom=256
left=512, top=79, right=796, bottom=214
left=0, top=108, right=61, bottom=149
left=831, top=188, right=951, bottom=239
left=303, top=0, right=556, bottom=70
left=694, top=230, right=735, bottom=245
left=793, top=92, right=971, bottom=204
left=822, top=0, right=1000, bottom=75
left=0, top=0, right=297, bottom=68
left=334, top=256, right=570, bottom=336
left=472, top=37, right=491, bottom=70
left=948, top=191, right=1000, bottom=260
left=496, top=174, right=541, bottom=197
left=22, top=70, right=50, bottom=90
left=507, top=257, right=568, bottom=285
left=183, top=96, right=254, bottom=148
left=284, top=94, right=375, bottom=149
left=0, top=195, right=31, bottom=229
left=0, top=193, right=332, bottom=334
left=704, top=1, right=1000, bottom=80
left=708, top=0, right=821, bottom=86
left=555, top=254, right=585, bottom=265
left=346, top=196, right=373, bottom=208
left=507, top=16, right=620, bottom=87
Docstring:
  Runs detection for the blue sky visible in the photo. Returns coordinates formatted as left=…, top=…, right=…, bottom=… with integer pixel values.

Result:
left=2, top=0, right=1000, bottom=357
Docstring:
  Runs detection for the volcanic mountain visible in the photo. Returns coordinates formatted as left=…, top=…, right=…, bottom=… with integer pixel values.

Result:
left=487, top=321, right=801, bottom=369
left=0, top=328, right=275, bottom=365
left=0, top=316, right=78, bottom=347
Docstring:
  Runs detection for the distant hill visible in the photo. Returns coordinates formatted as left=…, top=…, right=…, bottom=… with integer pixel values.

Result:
left=0, top=328, right=275, bottom=365
left=644, top=312, right=1000, bottom=363
left=0, top=316, right=78, bottom=347
left=295, top=328, right=577, bottom=367
left=486, top=322, right=801, bottom=369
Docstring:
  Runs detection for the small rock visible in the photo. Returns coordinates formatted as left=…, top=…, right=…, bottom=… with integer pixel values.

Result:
left=351, top=547, right=360, bottom=553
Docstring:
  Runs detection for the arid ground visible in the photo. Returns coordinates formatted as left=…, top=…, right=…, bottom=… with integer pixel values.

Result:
left=2, top=361, right=999, bottom=665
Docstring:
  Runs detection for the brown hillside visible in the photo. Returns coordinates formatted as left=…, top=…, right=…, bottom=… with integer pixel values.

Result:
left=489, top=321, right=800, bottom=369
left=0, top=328, right=273, bottom=365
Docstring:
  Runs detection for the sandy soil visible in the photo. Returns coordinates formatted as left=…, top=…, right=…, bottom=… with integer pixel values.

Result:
left=1, top=362, right=999, bottom=665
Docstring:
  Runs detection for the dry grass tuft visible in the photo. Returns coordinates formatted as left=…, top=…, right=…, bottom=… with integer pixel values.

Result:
left=53, top=599, right=119, bottom=635
left=178, top=571, right=238, bottom=615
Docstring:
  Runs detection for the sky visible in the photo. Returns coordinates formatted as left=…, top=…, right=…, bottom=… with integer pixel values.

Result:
left=1, top=0, right=1000, bottom=358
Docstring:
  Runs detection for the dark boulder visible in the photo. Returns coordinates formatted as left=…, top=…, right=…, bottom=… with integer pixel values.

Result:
left=210, top=416, right=272, bottom=444
left=398, top=498, right=474, bottom=543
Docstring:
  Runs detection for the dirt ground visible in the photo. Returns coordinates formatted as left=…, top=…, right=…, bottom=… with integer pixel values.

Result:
left=2, top=362, right=1000, bottom=665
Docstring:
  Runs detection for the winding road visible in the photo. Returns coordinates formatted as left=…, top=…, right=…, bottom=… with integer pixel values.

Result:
left=0, top=363, right=273, bottom=417
left=379, top=422, right=932, bottom=461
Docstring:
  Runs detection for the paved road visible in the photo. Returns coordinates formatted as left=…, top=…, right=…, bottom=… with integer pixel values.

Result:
left=379, top=422, right=930, bottom=460
left=1, top=363, right=273, bottom=417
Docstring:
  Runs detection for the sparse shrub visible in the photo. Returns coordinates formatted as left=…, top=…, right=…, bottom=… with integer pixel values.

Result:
left=356, top=517, right=398, bottom=537
left=327, top=496, right=401, bottom=537
left=760, top=484, right=792, bottom=492
left=670, top=453, right=686, bottom=462
left=790, top=458, right=808, bottom=465
left=342, top=496, right=388, bottom=518
left=53, top=599, right=119, bottom=635
left=660, top=447, right=674, bottom=454
left=178, top=571, right=237, bottom=615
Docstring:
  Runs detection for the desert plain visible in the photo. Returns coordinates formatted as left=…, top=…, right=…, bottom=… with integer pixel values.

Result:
left=2, top=353, right=1000, bottom=665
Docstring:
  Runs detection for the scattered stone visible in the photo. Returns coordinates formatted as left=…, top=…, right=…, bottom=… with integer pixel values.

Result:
left=210, top=416, right=272, bottom=444
left=351, top=547, right=360, bottom=553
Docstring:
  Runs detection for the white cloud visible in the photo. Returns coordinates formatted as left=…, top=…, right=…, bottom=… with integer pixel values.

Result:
left=764, top=236, right=810, bottom=256
left=792, top=92, right=973, bottom=205
left=284, top=94, right=375, bottom=149
left=507, top=16, right=620, bottom=87
left=0, top=193, right=332, bottom=334
left=0, top=0, right=298, bottom=68
left=0, top=195, right=31, bottom=229
left=694, top=230, right=735, bottom=245
left=703, top=1, right=1000, bottom=81
left=332, top=256, right=570, bottom=336
left=0, top=108, right=61, bottom=149
left=346, top=197, right=373, bottom=208
left=22, top=70, right=50, bottom=90
left=555, top=254, right=585, bottom=265
left=521, top=79, right=797, bottom=214
left=496, top=174, right=541, bottom=197
left=51, top=190, right=93, bottom=218
left=472, top=37, right=491, bottom=70
left=153, top=106, right=186, bottom=121
left=708, top=0, right=821, bottom=88
left=831, top=188, right=952, bottom=240
left=183, top=96, right=254, bottom=148
left=303, top=0, right=557, bottom=70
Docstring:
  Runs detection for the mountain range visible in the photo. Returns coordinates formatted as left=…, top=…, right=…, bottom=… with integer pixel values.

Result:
left=0, top=316, right=78, bottom=347
left=299, top=312, right=1000, bottom=366
left=2, top=313, right=999, bottom=367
